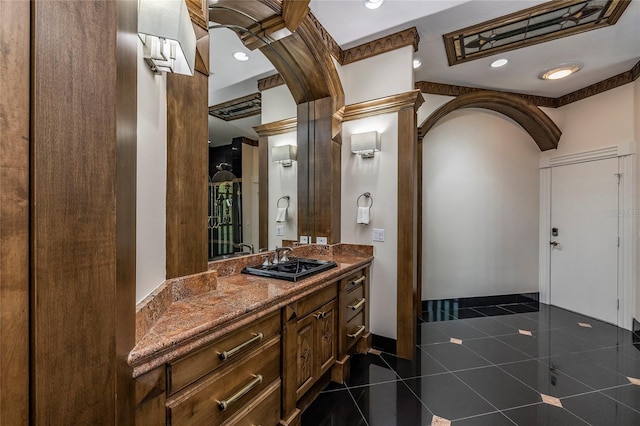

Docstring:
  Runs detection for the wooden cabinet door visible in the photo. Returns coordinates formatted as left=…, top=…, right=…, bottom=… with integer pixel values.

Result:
left=316, top=300, right=337, bottom=376
left=295, top=314, right=316, bottom=398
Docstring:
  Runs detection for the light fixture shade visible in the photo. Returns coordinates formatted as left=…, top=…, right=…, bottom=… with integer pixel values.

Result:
left=272, top=144, right=297, bottom=167
left=351, top=131, right=380, bottom=158
left=138, top=0, right=197, bottom=76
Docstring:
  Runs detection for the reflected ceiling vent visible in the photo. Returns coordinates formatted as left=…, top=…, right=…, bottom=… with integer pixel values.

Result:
left=208, top=92, right=261, bottom=121
left=443, top=0, right=631, bottom=66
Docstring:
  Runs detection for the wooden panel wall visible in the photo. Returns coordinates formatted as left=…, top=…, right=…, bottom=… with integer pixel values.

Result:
left=0, top=1, right=30, bottom=423
left=166, top=71, right=208, bottom=278
left=30, top=0, right=136, bottom=423
left=258, top=136, right=269, bottom=249
left=115, top=0, right=138, bottom=423
left=297, top=97, right=341, bottom=243
left=397, top=107, right=418, bottom=359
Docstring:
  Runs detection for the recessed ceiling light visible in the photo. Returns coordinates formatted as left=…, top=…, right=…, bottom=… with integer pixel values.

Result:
left=490, top=58, right=508, bottom=68
left=540, top=63, right=581, bottom=80
left=363, top=0, right=384, bottom=10
left=233, top=51, right=249, bottom=62
left=413, top=59, right=422, bottom=69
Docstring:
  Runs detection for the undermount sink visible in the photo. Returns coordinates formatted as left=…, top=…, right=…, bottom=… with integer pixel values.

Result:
left=241, top=258, right=337, bottom=282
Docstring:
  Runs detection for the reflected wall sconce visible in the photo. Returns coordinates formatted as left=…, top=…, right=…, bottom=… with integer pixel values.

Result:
left=138, top=0, right=197, bottom=76
left=272, top=144, right=297, bottom=167
left=350, top=131, right=380, bottom=158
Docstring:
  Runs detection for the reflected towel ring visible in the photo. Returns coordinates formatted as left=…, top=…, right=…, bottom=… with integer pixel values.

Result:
left=356, top=192, right=373, bottom=208
left=277, top=195, right=290, bottom=208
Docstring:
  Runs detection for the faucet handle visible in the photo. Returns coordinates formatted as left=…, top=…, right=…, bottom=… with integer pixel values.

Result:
left=262, top=255, right=271, bottom=267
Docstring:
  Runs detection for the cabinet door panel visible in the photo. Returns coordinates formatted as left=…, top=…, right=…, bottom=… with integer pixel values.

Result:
left=295, top=315, right=316, bottom=398
left=317, top=300, right=337, bottom=376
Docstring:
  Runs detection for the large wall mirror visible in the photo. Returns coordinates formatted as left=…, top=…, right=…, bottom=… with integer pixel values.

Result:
left=206, top=19, right=307, bottom=260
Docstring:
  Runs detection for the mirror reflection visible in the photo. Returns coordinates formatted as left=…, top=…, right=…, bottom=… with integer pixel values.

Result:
left=207, top=21, right=303, bottom=261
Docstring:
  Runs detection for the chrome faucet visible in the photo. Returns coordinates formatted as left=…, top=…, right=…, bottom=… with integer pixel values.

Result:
left=273, top=246, right=292, bottom=264
left=236, top=243, right=254, bottom=254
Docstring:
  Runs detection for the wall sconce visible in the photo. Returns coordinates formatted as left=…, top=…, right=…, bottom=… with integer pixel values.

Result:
left=272, top=145, right=297, bottom=167
left=138, top=0, right=197, bottom=76
left=351, top=131, right=380, bottom=158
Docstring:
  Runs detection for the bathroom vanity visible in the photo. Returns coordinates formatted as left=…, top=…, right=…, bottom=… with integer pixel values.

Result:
left=130, top=244, right=372, bottom=426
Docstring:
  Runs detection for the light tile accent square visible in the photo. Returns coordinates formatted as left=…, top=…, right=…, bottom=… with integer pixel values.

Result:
left=541, top=393, right=563, bottom=408
left=450, top=338, right=463, bottom=345
left=578, top=322, right=592, bottom=328
left=628, top=377, right=640, bottom=386
left=432, top=415, right=452, bottom=426
left=518, top=329, right=533, bottom=336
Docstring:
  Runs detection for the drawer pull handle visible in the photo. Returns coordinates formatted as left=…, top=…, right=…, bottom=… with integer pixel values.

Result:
left=348, top=325, right=366, bottom=339
left=349, top=276, right=365, bottom=287
left=217, top=374, right=263, bottom=412
left=218, top=333, right=264, bottom=361
left=347, top=298, right=366, bottom=310
left=313, top=311, right=327, bottom=320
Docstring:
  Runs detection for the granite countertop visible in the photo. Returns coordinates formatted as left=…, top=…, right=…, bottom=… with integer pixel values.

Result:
left=128, top=244, right=373, bottom=378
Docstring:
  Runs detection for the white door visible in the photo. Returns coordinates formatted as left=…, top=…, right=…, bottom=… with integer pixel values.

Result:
left=550, top=158, right=619, bottom=325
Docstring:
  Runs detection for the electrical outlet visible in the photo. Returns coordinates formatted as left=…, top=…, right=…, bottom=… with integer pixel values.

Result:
left=276, top=225, right=284, bottom=236
left=300, top=236, right=309, bottom=244
left=316, top=236, right=328, bottom=245
left=372, top=228, right=385, bottom=242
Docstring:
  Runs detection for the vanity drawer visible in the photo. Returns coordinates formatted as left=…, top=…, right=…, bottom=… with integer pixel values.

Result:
left=167, top=336, right=281, bottom=426
left=344, top=311, right=366, bottom=352
left=168, top=311, right=280, bottom=395
left=222, top=380, right=281, bottom=426
left=344, top=270, right=366, bottom=293
left=296, top=283, right=337, bottom=318
left=345, top=285, right=365, bottom=322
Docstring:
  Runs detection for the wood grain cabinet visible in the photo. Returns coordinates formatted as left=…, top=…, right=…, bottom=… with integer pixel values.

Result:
left=134, top=264, right=371, bottom=426
left=165, top=311, right=282, bottom=426
left=333, top=267, right=371, bottom=384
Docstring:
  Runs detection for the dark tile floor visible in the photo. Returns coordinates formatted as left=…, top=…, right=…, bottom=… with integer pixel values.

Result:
left=302, top=302, right=640, bottom=425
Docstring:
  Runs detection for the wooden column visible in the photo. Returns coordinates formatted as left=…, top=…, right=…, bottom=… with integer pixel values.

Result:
left=397, top=106, right=419, bottom=360
left=0, top=1, right=30, bottom=423
left=417, top=138, right=423, bottom=320
left=166, top=70, right=209, bottom=278
left=30, top=0, right=137, bottom=423
left=258, top=136, right=269, bottom=249
left=297, top=97, right=342, bottom=243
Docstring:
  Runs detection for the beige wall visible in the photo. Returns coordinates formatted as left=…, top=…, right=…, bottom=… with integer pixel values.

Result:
left=338, top=48, right=413, bottom=339
left=420, top=106, right=541, bottom=300
left=136, top=44, right=167, bottom=303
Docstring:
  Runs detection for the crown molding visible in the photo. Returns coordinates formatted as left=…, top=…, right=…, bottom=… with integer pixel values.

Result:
left=307, top=12, right=343, bottom=61
left=416, top=59, right=640, bottom=108
left=257, top=73, right=286, bottom=92
left=415, top=81, right=556, bottom=108
left=341, top=27, right=420, bottom=65
left=556, top=61, right=640, bottom=107
left=343, top=90, right=424, bottom=122
left=253, top=117, right=297, bottom=137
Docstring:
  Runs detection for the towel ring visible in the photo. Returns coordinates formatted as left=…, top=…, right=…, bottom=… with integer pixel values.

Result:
left=277, top=195, right=290, bottom=208
left=356, top=192, right=373, bottom=208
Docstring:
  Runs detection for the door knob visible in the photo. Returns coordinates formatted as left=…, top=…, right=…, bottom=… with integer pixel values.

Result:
left=550, top=241, right=559, bottom=247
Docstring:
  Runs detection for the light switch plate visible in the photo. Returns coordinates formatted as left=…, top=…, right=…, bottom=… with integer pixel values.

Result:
left=316, top=236, right=328, bottom=245
left=300, top=236, right=309, bottom=244
left=276, top=225, right=285, bottom=236
left=372, top=228, right=385, bottom=242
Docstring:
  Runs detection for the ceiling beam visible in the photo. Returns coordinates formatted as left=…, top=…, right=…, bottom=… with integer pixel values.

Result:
left=282, top=0, right=310, bottom=32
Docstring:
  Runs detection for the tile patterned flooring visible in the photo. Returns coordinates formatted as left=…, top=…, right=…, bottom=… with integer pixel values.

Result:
left=302, top=302, right=640, bottom=425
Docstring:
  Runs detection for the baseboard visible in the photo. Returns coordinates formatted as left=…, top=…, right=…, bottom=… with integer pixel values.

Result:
left=422, top=292, right=540, bottom=311
left=371, top=334, right=396, bottom=355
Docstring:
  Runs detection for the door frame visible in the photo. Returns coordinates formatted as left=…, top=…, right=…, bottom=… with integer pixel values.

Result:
left=539, top=141, right=637, bottom=330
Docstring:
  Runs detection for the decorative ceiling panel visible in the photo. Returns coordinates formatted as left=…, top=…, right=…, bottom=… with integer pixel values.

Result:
left=443, top=0, right=631, bottom=66
left=208, top=92, right=261, bottom=121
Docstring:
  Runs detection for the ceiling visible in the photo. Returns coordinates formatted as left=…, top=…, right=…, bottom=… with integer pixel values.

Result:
left=208, top=0, right=640, bottom=145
